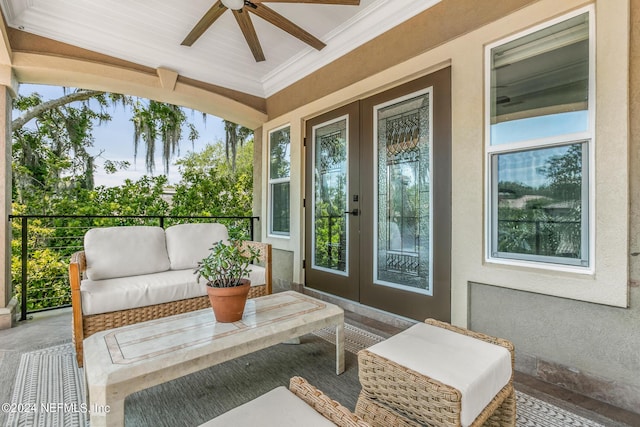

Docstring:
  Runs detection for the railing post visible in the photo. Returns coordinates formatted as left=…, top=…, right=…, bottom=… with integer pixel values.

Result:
left=159, top=216, right=165, bottom=228
left=250, top=217, right=255, bottom=241
left=21, top=217, right=28, bottom=321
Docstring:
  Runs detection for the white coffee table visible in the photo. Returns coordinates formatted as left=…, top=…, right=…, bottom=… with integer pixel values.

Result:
left=83, top=291, right=345, bottom=427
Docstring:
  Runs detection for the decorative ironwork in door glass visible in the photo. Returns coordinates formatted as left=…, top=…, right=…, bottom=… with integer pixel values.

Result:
left=313, top=118, right=348, bottom=274
left=375, top=92, right=432, bottom=294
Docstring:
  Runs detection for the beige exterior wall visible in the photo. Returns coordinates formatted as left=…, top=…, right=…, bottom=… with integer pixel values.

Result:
left=260, top=0, right=630, bottom=324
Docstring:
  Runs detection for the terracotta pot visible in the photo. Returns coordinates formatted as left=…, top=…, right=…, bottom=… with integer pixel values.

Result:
left=206, top=279, right=251, bottom=322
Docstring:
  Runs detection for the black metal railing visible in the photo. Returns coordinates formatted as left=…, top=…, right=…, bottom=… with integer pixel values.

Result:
left=8, top=214, right=259, bottom=320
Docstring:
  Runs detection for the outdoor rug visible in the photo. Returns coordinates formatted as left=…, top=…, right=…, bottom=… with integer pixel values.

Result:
left=4, top=324, right=612, bottom=427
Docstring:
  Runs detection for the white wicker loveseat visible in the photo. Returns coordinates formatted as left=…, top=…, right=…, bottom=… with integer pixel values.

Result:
left=69, top=223, right=271, bottom=366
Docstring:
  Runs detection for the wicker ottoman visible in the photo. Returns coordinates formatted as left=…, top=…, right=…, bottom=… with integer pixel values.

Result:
left=356, top=319, right=516, bottom=427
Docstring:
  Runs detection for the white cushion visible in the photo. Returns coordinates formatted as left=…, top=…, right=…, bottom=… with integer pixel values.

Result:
left=247, top=265, right=266, bottom=287
left=84, top=226, right=170, bottom=280
left=80, top=269, right=204, bottom=315
left=367, top=322, right=512, bottom=427
left=81, top=268, right=266, bottom=316
left=199, top=386, right=336, bottom=427
left=165, top=223, right=229, bottom=270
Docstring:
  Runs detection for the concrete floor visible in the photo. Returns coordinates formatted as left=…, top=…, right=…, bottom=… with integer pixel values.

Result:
left=2, top=306, right=640, bottom=427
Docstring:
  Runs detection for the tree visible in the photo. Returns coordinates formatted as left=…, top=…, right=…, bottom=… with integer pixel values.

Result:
left=538, top=144, right=583, bottom=202
left=12, top=89, right=105, bottom=131
left=12, top=87, right=199, bottom=208
left=223, top=120, right=253, bottom=173
left=131, top=100, right=199, bottom=174
left=171, top=140, right=254, bottom=238
left=12, top=89, right=130, bottom=204
left=91, top=175, right=170, bottom=218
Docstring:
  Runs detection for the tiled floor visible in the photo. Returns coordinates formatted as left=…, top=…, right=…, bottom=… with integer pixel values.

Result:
left=2, top=302, right=640, bottom=427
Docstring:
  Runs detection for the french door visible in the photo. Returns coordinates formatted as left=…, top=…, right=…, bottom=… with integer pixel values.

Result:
left=304, top=102, right=360, bottom=301
left=305, top=68, right=451, bottom=321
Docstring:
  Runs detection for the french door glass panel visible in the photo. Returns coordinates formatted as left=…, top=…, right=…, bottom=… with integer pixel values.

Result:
left=312, top=116, right=349, bottom=275
left=374, top=90, right=432, bottom=295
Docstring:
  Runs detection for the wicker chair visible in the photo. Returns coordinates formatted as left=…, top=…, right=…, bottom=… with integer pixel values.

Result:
left=356, top=319, right=516, bottom=427
left=69, top=225, right=271, bottom=367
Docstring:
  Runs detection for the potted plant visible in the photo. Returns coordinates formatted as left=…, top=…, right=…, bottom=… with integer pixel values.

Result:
left=195, top=239, right=261, bottom=322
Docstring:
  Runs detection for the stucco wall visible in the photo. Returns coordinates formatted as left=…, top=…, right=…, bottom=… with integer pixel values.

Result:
left=261, top=0, right=629, bottom=312
left=468, top=0, right=640, bottom=413
left=272, top=249, right=294, bottom=293
left=468, top=0, right=639, bottom=412
left=469, top=283, right=640, bottom=413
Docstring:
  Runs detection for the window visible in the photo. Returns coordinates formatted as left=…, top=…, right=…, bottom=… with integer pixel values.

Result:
left=486, top=8, right=593, bottom=269
left=269, top=125, right=291, bottom=236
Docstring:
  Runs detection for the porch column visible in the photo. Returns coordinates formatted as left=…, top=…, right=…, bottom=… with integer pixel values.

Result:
left=0, top=13, right=15, bottom=329
left=0, top=78, right=15, bottom=329
left=0, top=11, right=17, bottom=329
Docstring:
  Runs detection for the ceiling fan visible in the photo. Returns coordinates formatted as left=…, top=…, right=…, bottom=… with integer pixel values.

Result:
left=182, top=0, right=361, bottom=62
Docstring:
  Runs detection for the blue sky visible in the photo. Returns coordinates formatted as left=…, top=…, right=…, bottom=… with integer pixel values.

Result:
left=17, top=84, right=226, bottom=187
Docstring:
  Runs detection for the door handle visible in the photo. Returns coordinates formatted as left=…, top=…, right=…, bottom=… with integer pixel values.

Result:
left=345, top=209, right=360, bottom=216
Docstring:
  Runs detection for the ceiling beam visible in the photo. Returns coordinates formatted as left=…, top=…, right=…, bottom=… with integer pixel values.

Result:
left=157, top=67, right=178, bottom=91
left=12, top=52, right=267, bottom=129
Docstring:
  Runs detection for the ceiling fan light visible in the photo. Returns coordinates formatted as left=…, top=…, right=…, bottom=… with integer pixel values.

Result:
left=221, top=0, right=244, bottom=10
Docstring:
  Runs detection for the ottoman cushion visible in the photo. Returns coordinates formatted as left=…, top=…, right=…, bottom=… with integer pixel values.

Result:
left=199, top=386, right=337, bottom=427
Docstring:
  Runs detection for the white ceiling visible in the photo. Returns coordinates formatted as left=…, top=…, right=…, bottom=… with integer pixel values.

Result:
left=0, top=0, right=439, bottom=98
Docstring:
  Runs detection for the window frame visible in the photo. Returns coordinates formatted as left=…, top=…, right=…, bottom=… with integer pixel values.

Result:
left=268, top=124, right=291, bottom=238
left=484, top=5, right=596, bottom=273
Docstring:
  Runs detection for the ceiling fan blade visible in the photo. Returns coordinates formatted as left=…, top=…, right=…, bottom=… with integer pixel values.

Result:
left=233, top=10, right=266, bottom=62
left=249, top=4, right=326, bottom=51
left=253, top=0, right=360, bottom=4
left=181, top=1, right=227, bottom=46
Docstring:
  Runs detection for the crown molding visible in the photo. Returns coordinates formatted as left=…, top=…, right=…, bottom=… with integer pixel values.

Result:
left=261, top=0, right=440, bottom=97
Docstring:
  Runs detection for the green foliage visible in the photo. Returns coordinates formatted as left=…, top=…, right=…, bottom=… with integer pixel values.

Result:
left=194, top=239, right=260, bottom=288
left=91, top=176, right=170, bottom=217
left=11, top=207, right=72, bottom=310
left=171, top=140, right=254, bottom=238
left=313, top=169, right=347, bottom=270
left=10, top=86, right=256, bottom=313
